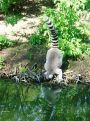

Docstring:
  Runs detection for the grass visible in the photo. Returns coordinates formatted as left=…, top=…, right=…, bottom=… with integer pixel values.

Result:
left=0, top=56, right=5, bottom=70
left=5, top=13, right=23, bottom=25
left=0, top=35, right=17, bottom=50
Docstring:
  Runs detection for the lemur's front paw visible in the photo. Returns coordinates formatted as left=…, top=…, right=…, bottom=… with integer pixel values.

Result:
left=48, top=74, right=53, bottom=79
left=44, top=72, right=53, bottom=80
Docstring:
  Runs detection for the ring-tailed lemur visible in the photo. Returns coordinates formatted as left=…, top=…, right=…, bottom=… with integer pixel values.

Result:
left=44, top=16, right=63, bottom=82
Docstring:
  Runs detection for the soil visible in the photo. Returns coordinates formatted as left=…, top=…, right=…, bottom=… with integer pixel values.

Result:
left=0, top=43, right=47, bottom=74
left=64, top=55, right=90, bottom=82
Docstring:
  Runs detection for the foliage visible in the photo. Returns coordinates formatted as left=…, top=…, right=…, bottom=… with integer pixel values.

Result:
left=0, top=57, right=5, bottom=69
left=28, top=25, right=46, bottom=45
left=53, top=0, right=87, bottom=10
left=5, top=13, right=23, bottom=25
left=84, top=0, right=90, bottom=10
left=0, top=35, right=16, bottom=50
left=29, top=0, right=90, bottom=58
left=0, top=0, right=22, bottom=13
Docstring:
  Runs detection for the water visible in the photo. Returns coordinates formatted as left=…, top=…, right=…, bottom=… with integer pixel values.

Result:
left=0, top=80, right=90, bottom=121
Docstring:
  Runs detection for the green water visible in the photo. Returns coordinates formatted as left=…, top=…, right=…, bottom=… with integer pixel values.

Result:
left=0, top=80, right=90, bottom=121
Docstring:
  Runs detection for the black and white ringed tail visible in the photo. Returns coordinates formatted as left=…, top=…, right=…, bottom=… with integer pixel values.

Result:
left=44, top=16, right=58, bottom=48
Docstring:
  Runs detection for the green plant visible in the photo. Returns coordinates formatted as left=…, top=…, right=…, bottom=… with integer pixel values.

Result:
left=84, top=0, right=90, bottom=10
left=0, top=35, right=16, bottom=50
left=0, top=0, right=23, bottom=13
left=28, top=25, right=46, bottom=45
left=0, top=0, right=10, bottom=13
left=0, top=57, right=5, bottom=70
left=30, top=0, right=89, bottom=58
left=44, top=1, right=88, bottom=57
left=5, top=13, right=23, bottom=25
left=28, top=0, right=90, bottom=58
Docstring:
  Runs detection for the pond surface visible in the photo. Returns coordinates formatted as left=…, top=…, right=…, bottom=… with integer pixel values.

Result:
left=0, top=80, right=90, bottom=121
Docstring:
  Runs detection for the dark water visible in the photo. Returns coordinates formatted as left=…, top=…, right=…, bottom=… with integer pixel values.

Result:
left=0, top=80, right=90, bottom=121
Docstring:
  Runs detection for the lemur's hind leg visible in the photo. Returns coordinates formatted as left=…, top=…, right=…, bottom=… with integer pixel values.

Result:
left=54, top=68, right=63, bottom=82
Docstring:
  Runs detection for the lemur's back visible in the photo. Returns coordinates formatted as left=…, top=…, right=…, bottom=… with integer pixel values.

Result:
left=45, top=48, right=62, bottom=75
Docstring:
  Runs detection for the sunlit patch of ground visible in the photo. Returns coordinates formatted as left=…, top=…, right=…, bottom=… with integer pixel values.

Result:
left=0, top=16, right=39, bottom=42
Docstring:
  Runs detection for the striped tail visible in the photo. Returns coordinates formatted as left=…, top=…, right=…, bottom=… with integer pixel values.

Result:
left=44, top=16, right=58, bottom=48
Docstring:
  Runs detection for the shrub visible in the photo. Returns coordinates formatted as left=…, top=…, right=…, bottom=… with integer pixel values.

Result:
left=0, top=35, right=16, bottom=50
left=0, top=57, right=5, bottom=70
left=5, top=13, right=23, bottom=25
left=29, top=0, right=90, bottom=58
left=44, top=0, right=90, bottom=57
left=28, top=25, right=47, bottom=45
left=0, top=0, right=22, bottom=13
